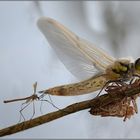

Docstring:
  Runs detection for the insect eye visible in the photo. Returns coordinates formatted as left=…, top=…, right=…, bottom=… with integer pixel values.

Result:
left=135, top=58, right=140, bottom=71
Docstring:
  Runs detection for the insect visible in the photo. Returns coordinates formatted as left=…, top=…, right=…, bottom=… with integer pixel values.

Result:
left=4, top=82, right=40, bottom=121
left=37, top=17, right=140, bottom=96
left=4, top=82, right=61, bottom=121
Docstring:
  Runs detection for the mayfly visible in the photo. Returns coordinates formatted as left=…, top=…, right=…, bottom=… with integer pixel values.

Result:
left=37, top=17, right=140, bottom=96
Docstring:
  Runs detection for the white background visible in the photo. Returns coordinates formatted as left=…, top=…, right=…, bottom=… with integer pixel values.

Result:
left=1, top=1, right=140, bottom=138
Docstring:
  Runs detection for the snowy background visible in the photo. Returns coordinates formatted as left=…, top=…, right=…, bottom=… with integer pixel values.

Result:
left=1, top=1, right=140, bottom=138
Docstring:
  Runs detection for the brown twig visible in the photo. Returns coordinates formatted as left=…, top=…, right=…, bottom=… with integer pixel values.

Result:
left=1, top=79, right=140, bottom=137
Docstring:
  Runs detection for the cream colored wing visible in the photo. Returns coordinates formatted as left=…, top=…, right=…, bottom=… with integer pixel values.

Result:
left=37, top=17, right=116, bottom=80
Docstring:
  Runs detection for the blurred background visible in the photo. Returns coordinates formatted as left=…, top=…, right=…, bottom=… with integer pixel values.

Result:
left=1, top=1, right=140, bottom=138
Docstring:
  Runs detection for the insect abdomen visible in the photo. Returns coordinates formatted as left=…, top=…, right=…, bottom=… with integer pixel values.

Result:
left=40, top=75, right=107, bottom=96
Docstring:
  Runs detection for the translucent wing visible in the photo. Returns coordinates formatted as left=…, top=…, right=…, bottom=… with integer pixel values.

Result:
left=37, top=17, right=116, bottom=80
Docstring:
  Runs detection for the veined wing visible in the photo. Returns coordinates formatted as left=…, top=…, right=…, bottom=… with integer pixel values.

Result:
left=37, top=17, right=116, bottom=81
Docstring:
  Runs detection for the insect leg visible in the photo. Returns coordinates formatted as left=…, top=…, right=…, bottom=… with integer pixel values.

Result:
left=19, top=101, right=31, bottom=123
left=39, top=99, right=43, bottom=114
left=131, top=97, right=138, bottom=113
left=123, top=104, right=129, bottom=122
left=129, top=77, right=135, bottom=84
left=18, top=103, right=25, bottom=123
left=133, top=74, right=140, bottom=77
left=123, top=102, right=135, bottom=122
left=30, top=101, right=35, bottom=120
left=38, top=94, right=50, bottom=115
left=96, top=79, right=123, bottom=97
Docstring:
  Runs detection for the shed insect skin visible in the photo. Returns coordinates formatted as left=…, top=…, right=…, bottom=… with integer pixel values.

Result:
left=89, top=98, right=135, bottom=121
left=90, top=79, right=140, bottom=121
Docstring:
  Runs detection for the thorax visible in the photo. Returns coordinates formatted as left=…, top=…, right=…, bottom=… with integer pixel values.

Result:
left=105, top=59, right=135, bottom=81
